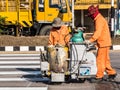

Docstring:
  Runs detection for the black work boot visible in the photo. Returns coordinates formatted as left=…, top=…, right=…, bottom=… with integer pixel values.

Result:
left=108, top=73, right=117, bottom=81
left=90, top=78, right=103, bottom=83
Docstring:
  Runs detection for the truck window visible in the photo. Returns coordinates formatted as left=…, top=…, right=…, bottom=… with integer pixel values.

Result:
left=49, top=0, right=67, bottom=13
left=49, top=0, right=59, bottom=8
left=20, top=0, right=29, bottom=11
left=39, top=0, right=44, bottom=12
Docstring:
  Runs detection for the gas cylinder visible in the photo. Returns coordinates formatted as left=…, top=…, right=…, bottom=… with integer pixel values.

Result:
left=71, top=29, right=84, bottom=43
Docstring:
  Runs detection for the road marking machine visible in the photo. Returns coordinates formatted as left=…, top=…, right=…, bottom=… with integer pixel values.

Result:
left=40, top=28, right=97, bottom=82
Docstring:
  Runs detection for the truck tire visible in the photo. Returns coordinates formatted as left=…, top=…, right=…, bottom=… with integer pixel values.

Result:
left=39, top=25, right=52, bottom=36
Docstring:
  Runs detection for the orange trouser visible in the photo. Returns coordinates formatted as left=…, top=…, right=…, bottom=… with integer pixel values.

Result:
left=96, top=47, right=116, bottom=78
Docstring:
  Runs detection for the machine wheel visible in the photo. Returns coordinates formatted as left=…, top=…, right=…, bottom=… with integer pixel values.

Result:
left=79, top=78, right=86, bottom=83
left=39, top=25, right=52, bottom=36
left=65, top=75, right=71, bottom=83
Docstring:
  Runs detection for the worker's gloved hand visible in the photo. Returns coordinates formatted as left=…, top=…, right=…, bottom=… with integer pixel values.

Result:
left=85, top=40, right=91, bottom=45
left=48, top=45, right=54, bottom=47
left=47, top=45, right=55, bottom=52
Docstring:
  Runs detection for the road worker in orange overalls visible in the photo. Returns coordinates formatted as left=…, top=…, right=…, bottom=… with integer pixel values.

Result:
left=48, top=17, right=71, bottom=73
left=85, top=5, right=117, bottom=83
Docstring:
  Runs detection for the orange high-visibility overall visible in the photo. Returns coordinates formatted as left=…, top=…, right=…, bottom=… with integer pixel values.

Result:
left=48, top=25, right=71, bottom=72
left=89, top=14, right=116, bottom=78
left=48, top=25, right=70, bottom=46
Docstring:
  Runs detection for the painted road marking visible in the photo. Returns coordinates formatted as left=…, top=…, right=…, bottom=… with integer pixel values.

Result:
left=0, top=87, right=47, bottom=90
left=0, top=71, right=41, bottom=75
left=0, top=65, right=40, bottom=68
left=0, top=78, right=49, bottom=81
left=0, top=61, right=40, bottom=64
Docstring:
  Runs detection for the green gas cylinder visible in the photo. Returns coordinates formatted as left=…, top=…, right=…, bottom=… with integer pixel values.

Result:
left=71, top=29, right=84, bottom=43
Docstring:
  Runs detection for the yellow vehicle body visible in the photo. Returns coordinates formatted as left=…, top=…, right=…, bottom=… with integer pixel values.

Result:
left=35, top=0, right=71, bottom=23
left=0, top=0, right=32, bottom=27
left=0, top=0, right=72, bottom=35
left=32, top=0, right=72, bottom=35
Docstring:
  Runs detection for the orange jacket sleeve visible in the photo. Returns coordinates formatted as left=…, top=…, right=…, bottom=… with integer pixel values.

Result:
left=89, top=14, right=111, bottom=47
left=48, top=25, right=71, bottom=46
left=89, top=16, right=104, bottom=42
left=48, top=30, right=54, bottom=45
left=64, top=26, right=71, bottom=45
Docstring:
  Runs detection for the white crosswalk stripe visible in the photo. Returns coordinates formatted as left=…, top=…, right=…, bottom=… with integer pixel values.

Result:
left=0, top=61, right=40, bottom=64
left=0, top=87, right=48, bottom=90
left=0, top=65, right=40, bottom=68
left=0, top=54, right=41, bottom=81
left=0, top=71, right=41, bottom=75
left=0, top=54, right=48, bottom=89
left=0, top=78, right=49, bottom=81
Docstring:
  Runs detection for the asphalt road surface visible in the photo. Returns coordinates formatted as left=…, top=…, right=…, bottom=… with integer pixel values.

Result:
left=0, top=51, right=119, bottom=90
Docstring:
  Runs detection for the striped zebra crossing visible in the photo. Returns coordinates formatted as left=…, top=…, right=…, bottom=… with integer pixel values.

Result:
left=0, top=54, right=48, bottom=89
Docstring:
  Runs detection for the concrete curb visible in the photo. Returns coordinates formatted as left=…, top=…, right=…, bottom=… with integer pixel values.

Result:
left=0, top=46, right=44, bottom=52
left=112, top=45, right=120, bottom=50
left=0, top=45, right=120, bottom=52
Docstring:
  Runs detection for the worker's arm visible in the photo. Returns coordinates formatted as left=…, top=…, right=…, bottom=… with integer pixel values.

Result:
left=64, top=26, right=71, bottom=46
left=48, top=31, right=54, bottom=46
left=89, top=19, right=104, bottom=42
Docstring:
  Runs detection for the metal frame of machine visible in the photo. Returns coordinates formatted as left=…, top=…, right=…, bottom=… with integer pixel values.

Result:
left=40, top=41, right=97, bottom=82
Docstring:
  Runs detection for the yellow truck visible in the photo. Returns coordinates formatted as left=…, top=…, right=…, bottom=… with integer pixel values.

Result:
left=0, top=0, right=117, bottom=36
left=0, top=0, right=72, bottom=36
